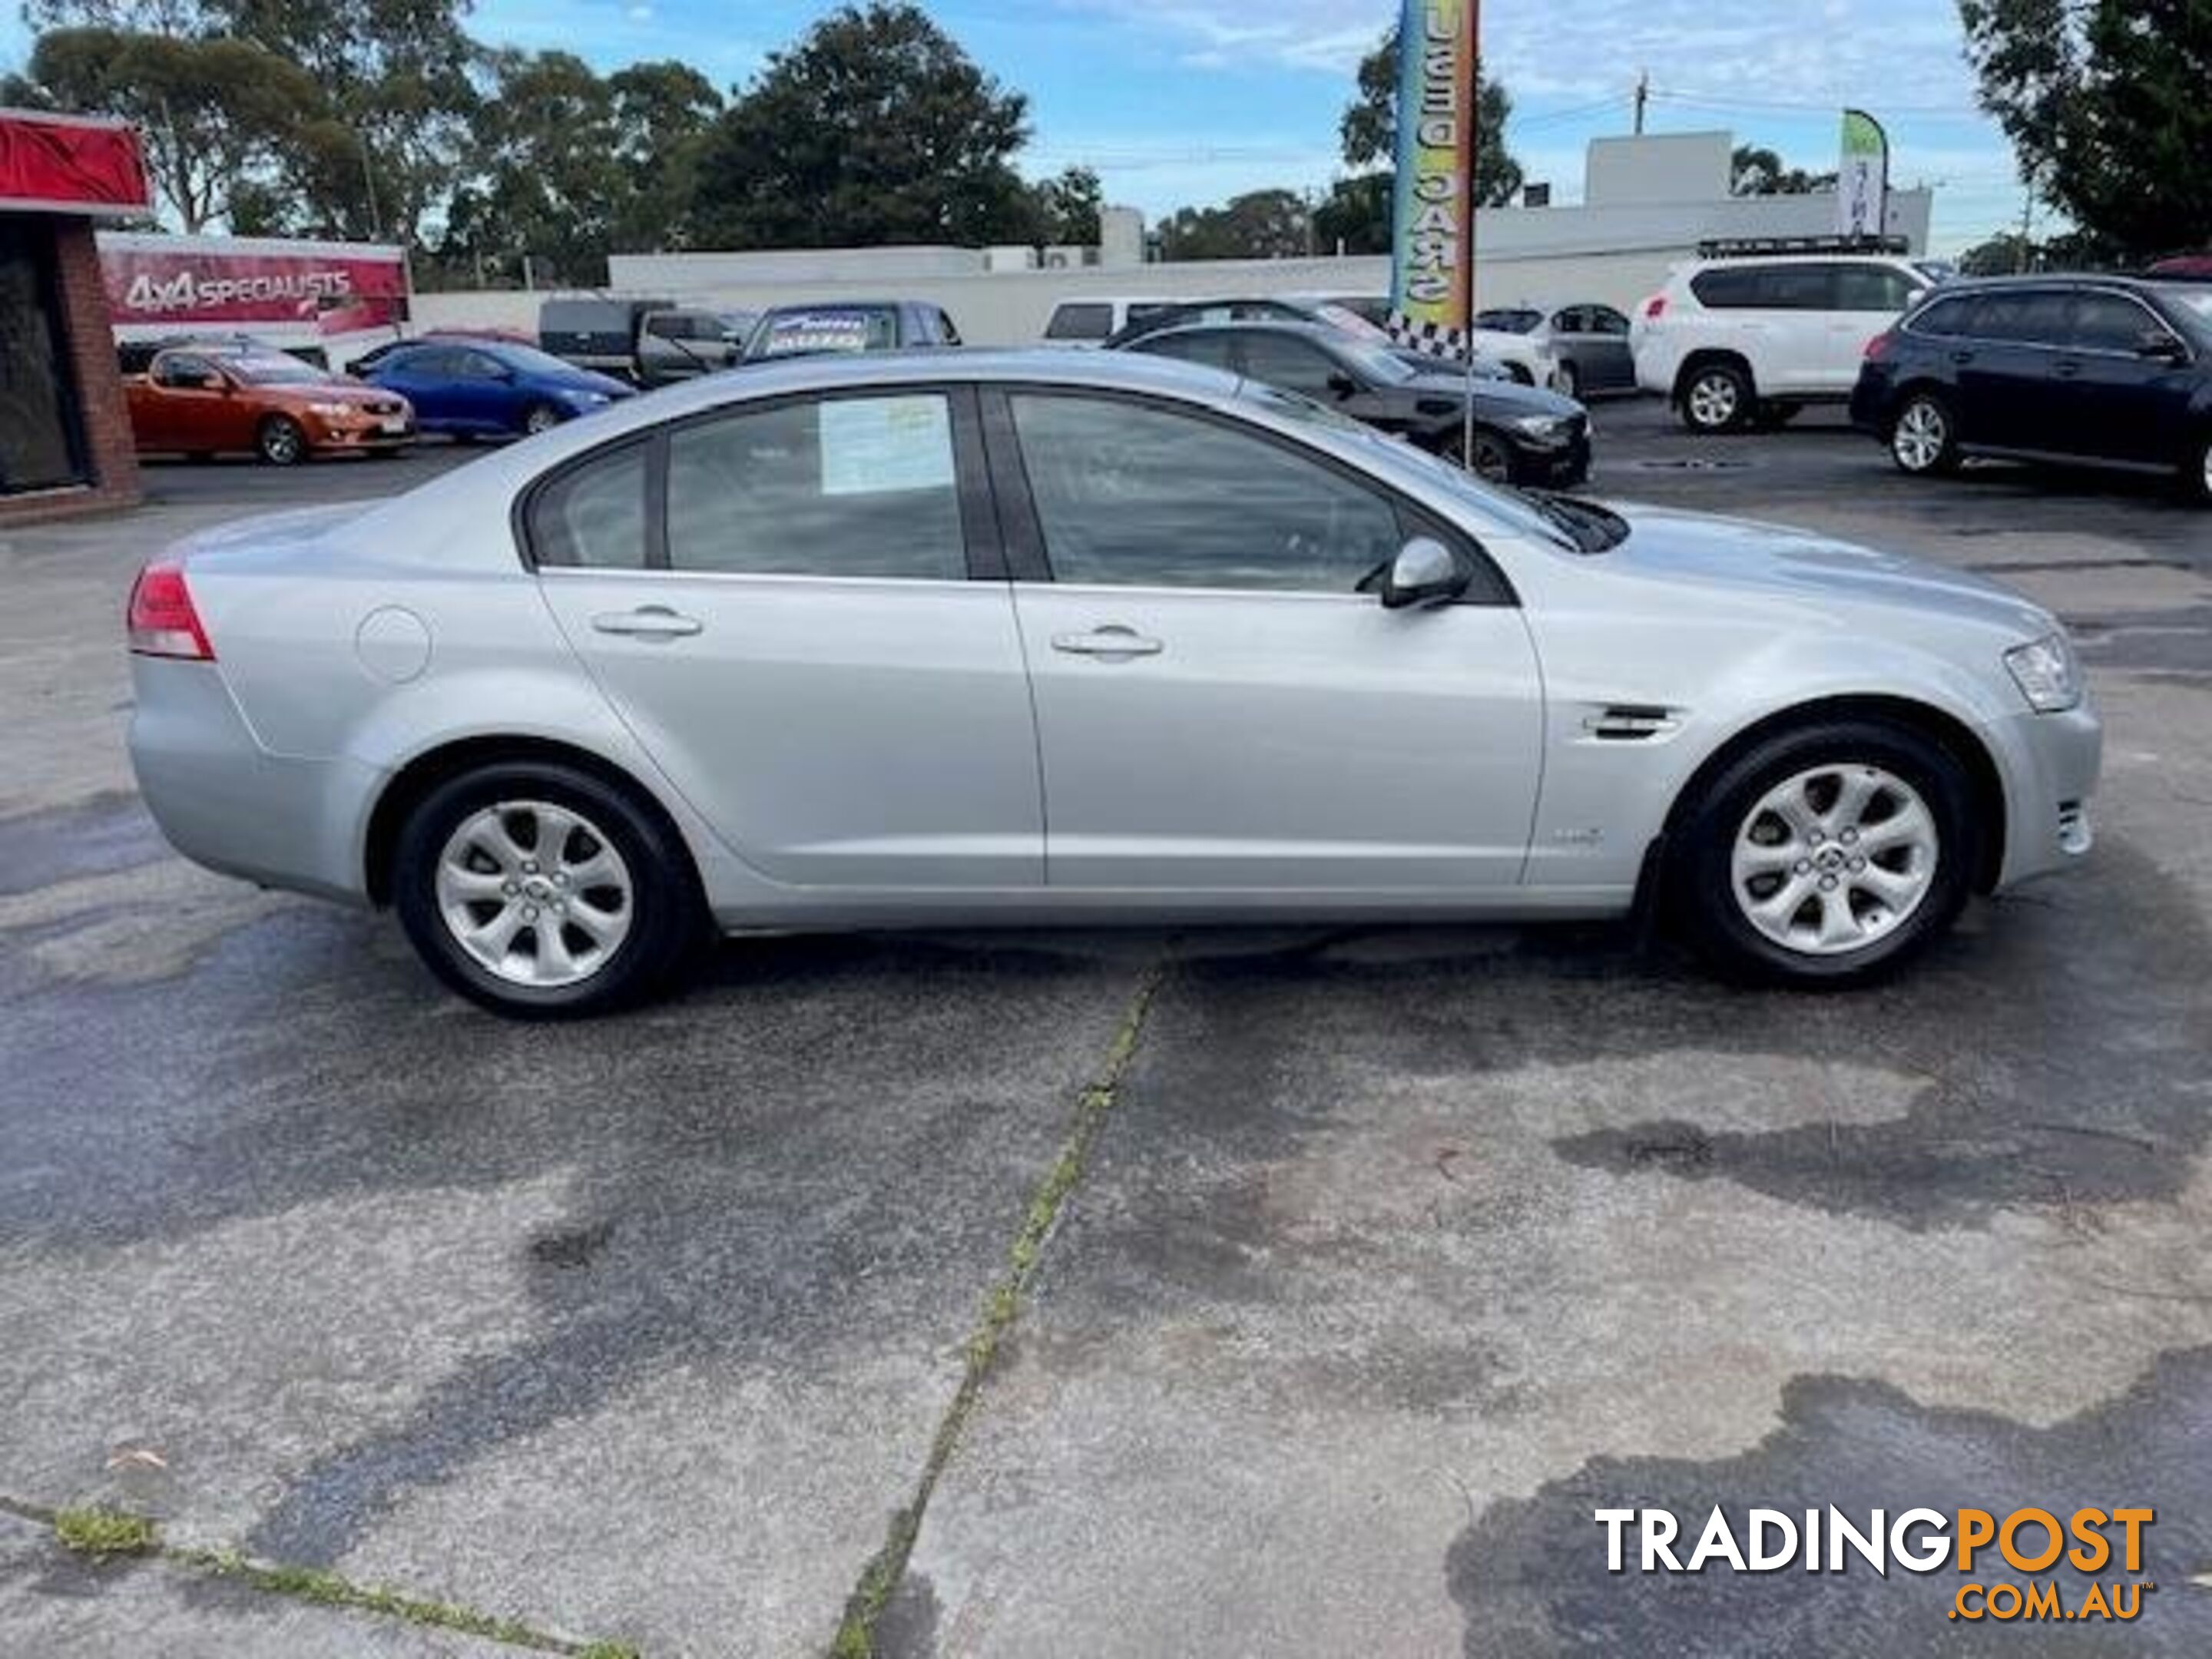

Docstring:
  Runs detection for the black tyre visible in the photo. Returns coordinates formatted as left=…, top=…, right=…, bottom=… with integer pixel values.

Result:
left=1888, top=390, right=1962, bottom=477
left=257, top=415, right=306, bottom=466
left=1680, top=361, right=1755, bottom=433
left=392, top=760, right=706, bottom=1018
left=1468, top=429, right=1516, bottom=484
left=1668, top=719, right=1979, bottom=988
left=2187, top=429, right=2212, bottom=505
left=1553, top=361, right=1581, bottom=401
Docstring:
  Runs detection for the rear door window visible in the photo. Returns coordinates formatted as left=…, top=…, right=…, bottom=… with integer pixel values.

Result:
left=664, top=394, right=968, bottom=581
left=1906, top=296, right=1974, bottom=337
left=1967, top=291, right=2071, bottom=347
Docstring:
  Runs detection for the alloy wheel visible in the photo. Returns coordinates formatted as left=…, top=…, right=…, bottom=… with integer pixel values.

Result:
left=1730, top=764, right=1939, bottom=957
left=1687, top=373, right=1740, bottom=429
left=435, top=800, right=634, bottom=988
left=1892, top=400, right=1949, bottom=472
left=260, top=419, right=303, bottom=465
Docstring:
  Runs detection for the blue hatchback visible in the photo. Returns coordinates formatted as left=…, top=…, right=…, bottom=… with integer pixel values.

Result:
left=359, top=340, right=634, bottom=440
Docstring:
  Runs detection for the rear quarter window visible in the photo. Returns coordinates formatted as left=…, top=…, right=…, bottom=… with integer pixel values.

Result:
left=1688, top=267, right=1765, bottom=310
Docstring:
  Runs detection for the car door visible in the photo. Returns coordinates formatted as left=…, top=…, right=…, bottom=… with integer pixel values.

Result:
left=2054, top=290, right=2195, bottom=466
left=531, top=385, right=1045, bottom=888
left=1581, top=306, right=1637, bottom=391
left=453, top=349, right=524, bottom=432
left=1953, top=289, right=2071, bottom=450
left=372, top=348, right=447, bottom=432
left=986, top=386, right=1545, bottom=891
left=140, top=352, right=227, bottom=451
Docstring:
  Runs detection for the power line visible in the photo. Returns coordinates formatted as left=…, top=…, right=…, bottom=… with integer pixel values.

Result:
left=1647, top=88, right=1992, bottom=121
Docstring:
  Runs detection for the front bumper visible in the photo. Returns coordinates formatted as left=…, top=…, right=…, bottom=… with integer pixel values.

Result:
left=1513, top=424, right=1593, bottom=488
left=1987, top=699, right=2103, bottom=889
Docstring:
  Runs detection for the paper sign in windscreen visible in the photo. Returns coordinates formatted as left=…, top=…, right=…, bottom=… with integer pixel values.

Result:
left=819, top=397, right=955, bottom=496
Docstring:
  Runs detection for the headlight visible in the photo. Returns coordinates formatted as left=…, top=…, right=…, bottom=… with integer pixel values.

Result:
left=1509, top=414, right=1568, bottom=439
left=306, top=401, right=353, bottom=419
left=2005, top=631, right=2081, bottom=713
left=562, top=389, right=611, bottom=406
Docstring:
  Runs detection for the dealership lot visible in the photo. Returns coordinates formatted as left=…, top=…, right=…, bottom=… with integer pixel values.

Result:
left=4, top=402, right=2210, bottom=1655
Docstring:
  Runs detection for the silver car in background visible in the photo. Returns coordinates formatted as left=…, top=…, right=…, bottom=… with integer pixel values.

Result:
left=127, top=351, right=2099, bottom=1017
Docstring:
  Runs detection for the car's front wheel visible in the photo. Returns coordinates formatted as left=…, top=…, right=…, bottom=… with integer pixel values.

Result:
left=1889, top=392, right=1962, bottom=477
left=1671, top=719, right=1978, bottom=986
left=391, top=761, right=704, bottom=1018
left=522, top=402, right=564, bottom=436
left=257, top=416, right=306, bottom=466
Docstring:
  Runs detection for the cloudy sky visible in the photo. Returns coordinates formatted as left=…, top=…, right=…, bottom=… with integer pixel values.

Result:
left=2, top=0, right=2031, bottom=253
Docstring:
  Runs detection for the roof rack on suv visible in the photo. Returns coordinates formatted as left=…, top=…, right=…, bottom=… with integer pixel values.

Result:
left=1695, top=234, right=1911, bottom=260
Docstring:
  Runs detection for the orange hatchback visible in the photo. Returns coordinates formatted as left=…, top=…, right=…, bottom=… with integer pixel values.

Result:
left=128, top=345, right=416, bottom=465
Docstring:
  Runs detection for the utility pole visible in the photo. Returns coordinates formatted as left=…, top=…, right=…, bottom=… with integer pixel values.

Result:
left=1634, top=70, right=1649, bottom=136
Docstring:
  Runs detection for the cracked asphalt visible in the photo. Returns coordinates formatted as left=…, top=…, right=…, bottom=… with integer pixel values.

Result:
left=2, top=402, right=2208, bottom=1656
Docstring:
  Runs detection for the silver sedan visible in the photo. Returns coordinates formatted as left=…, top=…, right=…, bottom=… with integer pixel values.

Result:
left=126, top=351, right=2100, bottom=1017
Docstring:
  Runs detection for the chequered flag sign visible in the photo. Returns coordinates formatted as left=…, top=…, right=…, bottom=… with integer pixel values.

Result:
left=1385, top=312, right=1472, bottom=363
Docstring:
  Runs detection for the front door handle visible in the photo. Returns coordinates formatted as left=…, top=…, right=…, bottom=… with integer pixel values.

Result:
left=591, top=605, right=702, bottom=640
left=1051, top=625, right=1164, bottom=660
left=2053, top=359, right=2083, bottom=379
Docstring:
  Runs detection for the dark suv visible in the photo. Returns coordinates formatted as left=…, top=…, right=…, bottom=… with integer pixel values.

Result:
left=1853, top=275, right=2212, bottom=502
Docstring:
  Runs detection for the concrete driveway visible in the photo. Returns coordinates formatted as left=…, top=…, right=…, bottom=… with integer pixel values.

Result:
left=2, top=405, right=2208, bottom=1656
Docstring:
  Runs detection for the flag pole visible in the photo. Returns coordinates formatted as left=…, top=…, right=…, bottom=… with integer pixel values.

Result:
left=1461, top=0, right=1482, bottom=472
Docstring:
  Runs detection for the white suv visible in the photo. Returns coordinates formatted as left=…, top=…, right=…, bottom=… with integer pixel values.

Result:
left=1633, top=253, right=1935, bottom=432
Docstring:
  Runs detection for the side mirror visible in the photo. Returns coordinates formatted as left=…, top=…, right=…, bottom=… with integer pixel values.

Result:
left=1326, top=370, right=1359, bottom=399
left=2137, top=331, right=2188, bottom=364
left=1376, top=536, right=1470, bottom=611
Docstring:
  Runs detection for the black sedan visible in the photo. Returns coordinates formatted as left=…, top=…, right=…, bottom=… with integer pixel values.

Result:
left=1118, top=320, right=1590, bottom=487
left=1852, top=274, right=2212, bottom=504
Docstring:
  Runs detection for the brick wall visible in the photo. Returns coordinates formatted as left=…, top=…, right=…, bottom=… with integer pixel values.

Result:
left=0, top=213, right=141, bottom=527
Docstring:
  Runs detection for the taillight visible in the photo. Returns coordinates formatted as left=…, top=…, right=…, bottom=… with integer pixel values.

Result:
left=127, top=560, right=214, bottom=660
left=1643, top=295, right=1667, bottom=320
left=1864, top=332, right=1897, bottom=362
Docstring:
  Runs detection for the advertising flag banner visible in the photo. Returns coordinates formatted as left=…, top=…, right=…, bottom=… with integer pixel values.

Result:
left=1386, top=0, right=1478, bottom=360
left=0, top=111, right=151, bottom=215
left=1836, top=109, right=1890, bottom=239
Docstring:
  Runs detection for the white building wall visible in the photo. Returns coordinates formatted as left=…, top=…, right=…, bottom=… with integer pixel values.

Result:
left=414, top=189, right=1932, bottom=348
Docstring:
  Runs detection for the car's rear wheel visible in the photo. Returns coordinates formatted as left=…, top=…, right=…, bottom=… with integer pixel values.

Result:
left=257, top=416, right=306, bottom=466
left=1681, top=363, right=1754, bottom=433
left=2187, top=430, right=2212, bottom=505
left=522, top=402, right=563, bottom=436
left=392, top=761, right=704, bottom=1018
left=1553, top=361, right=1581, bottom=400
left=1889, top=392, right=1962, bottom=477
left=1671, top=719, right=1978, bottom=987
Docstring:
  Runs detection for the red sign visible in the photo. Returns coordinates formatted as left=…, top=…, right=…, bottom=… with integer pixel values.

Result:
left=0, top=111, right=151, bottom=214
left=100, top=237, right=411, bottom=329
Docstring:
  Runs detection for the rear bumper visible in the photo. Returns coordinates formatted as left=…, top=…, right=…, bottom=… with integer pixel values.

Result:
left=127, top=657, right=380, bottom=905
left=1847, top=368, right=1894, bottom=435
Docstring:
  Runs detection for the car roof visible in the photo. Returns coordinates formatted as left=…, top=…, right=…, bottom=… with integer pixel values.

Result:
left=1128, top=319, right=1345, bottom=344
left=1922, top=272, right=2166, bottom=294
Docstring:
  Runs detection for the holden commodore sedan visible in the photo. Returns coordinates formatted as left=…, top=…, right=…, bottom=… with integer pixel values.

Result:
left=126, top=352, right=2099, bottom=1017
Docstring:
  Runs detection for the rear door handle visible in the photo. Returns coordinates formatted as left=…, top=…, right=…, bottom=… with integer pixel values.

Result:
left=1051, top=625, right=1163, bottom=660
left=1950, top=349, right=1975, bottom=366
left=591, top=605, right=702, bottom=640
left=2053, top=359, right=2083, bottom=379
